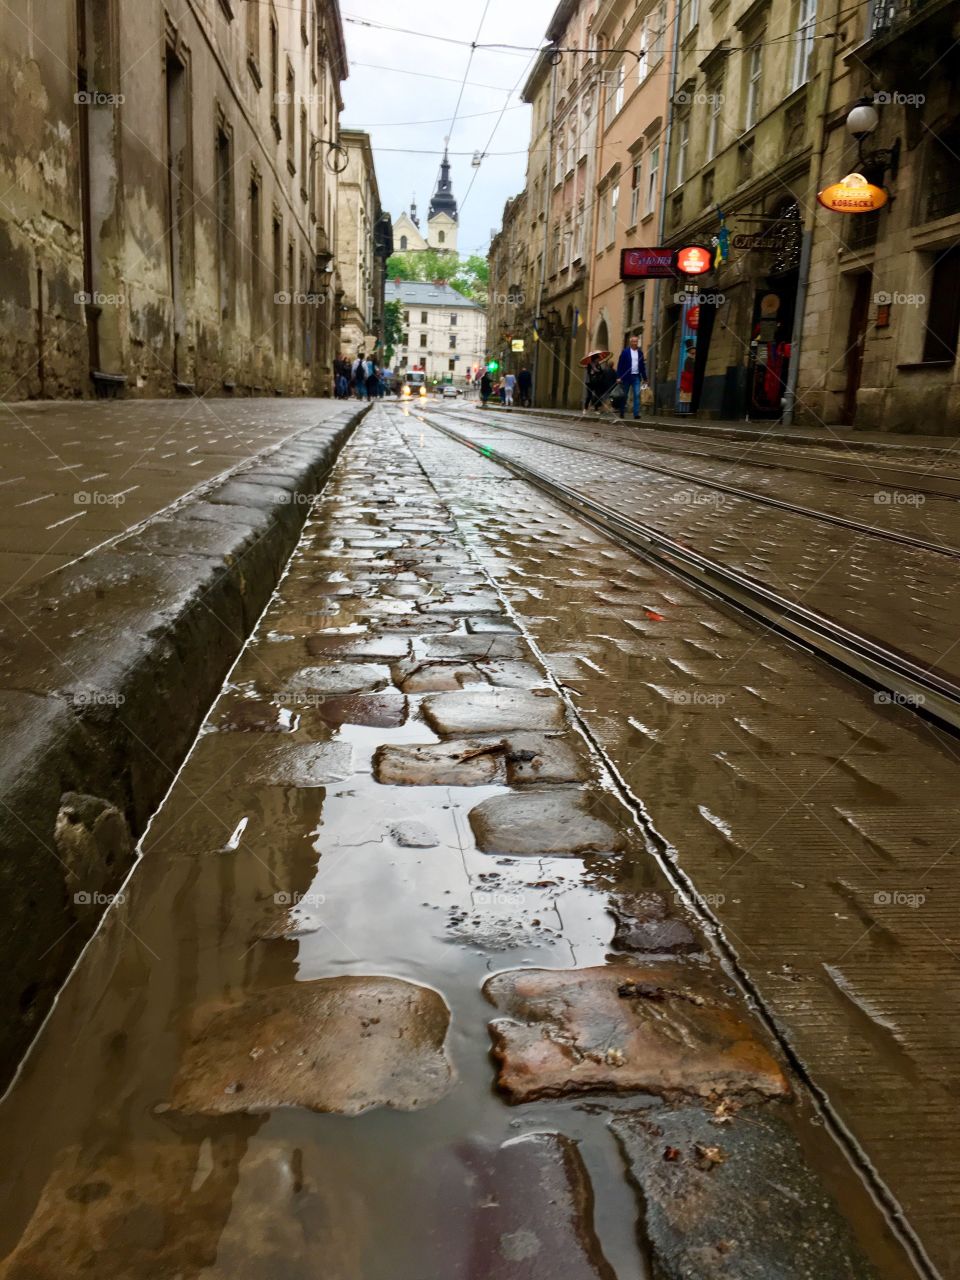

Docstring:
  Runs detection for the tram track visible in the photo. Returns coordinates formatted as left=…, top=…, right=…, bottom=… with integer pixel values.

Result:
left=443, top=405, right=960, bottom=559
left=413, top=406, right=960, bottom=736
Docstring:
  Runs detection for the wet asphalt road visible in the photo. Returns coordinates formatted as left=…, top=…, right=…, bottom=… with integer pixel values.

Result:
left=0, top=403, right=953, bottom=1278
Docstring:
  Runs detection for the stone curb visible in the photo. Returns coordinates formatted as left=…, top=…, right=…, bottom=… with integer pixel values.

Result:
left=0, top=402, right=368, bottom=1085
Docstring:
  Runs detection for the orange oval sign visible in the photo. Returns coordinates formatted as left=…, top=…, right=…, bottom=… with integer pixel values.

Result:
left=817, top=172, right=888, bottom=213
left=676, top=245, right=712, bottom=275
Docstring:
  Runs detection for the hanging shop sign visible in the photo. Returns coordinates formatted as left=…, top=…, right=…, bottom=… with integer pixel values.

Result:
left=511, top=339, right=525, bottom=352
left=620, top=247, right=678, bottom=279
left=675, top=245, right=713, bottom=276
left=817, top=172, right=888, bottom=213
left=732, top=229, right=800, bottom=252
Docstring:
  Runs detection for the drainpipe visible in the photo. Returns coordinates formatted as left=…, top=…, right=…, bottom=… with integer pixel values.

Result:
left=782, top=0, right=840, bottom=426
left=648, top=0, right=683, bottom=410
left=532, top=52, right=558, bottom=403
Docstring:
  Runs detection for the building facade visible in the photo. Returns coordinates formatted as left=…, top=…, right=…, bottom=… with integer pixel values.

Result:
left=0, top=0, right=347, bottom=400
left=586, top=0, right=673, bottom=367
left=387, top=280, right=486, bottom=386
left=336, top=129, right=389, bottom=360
left=795, top=0, right=960, bottom=432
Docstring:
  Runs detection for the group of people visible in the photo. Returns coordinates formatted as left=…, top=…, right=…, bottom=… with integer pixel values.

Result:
left=583, top=336, right=649, bottom=420
left=334, top=353, right=392, bottom=400
left=479, top=367, right=533, bottom=409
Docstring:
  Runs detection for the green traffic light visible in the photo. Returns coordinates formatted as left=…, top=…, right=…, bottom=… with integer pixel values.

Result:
left=487, top=360, right=499, bottom=373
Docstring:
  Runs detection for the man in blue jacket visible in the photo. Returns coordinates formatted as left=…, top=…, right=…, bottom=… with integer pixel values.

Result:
left=616, top=334, right=648, bottom=420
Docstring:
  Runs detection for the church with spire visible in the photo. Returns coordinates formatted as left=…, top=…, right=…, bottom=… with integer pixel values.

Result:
left=391, top=144, right=459, bottom=255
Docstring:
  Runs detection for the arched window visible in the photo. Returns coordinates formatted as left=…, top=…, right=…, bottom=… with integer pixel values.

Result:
left=438, top=230, right=446, bottom=244
left=400, top=235, right=408, bottom=250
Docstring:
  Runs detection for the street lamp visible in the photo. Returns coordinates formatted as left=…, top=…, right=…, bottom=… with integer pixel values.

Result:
left=845, top=99, right=901, bottom=179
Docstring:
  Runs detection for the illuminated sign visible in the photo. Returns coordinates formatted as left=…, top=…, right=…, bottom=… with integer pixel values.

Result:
left=817, top=173, right=888, bottom=213
left=676, top=245, right=712, bottom=275
left=511, top=339, right=525, bottom=352
left=621, top=247, right=677, bottom=279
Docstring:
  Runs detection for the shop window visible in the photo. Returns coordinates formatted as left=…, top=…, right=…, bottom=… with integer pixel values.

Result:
left=922, top=247, right=960, bottom=362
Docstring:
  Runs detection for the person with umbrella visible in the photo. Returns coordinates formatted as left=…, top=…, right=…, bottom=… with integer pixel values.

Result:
left=580, top=349, right=610, bottom=414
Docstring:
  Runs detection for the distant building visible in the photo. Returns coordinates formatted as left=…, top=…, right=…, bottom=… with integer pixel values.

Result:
left=392, top=146, right=460, bottom=255
left=336, top=130, right=390, bottom=359
left=387, top=280, right=486, bottom=384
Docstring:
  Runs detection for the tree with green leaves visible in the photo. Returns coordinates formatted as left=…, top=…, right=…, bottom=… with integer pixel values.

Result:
left=382, top=299, right=403, bottom=367
left=386, top=250, right=489, bottom=305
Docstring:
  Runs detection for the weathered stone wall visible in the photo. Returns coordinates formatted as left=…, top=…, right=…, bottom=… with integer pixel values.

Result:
left=0, top=0, right=348, bottom=400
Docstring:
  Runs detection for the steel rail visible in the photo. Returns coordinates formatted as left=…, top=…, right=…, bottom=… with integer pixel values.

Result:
left=443, top=406, right=960, bottom=559
left=420, top=410, right=960, bottom=735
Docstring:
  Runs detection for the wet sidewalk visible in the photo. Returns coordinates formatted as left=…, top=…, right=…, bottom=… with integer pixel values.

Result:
left=0, top=408, right=910, bottom=1279
left=0, top=398, right=352, bottom=596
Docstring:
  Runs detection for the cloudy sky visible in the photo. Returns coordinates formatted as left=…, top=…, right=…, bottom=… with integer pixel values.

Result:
left=340, top=0, right=558, bottom=258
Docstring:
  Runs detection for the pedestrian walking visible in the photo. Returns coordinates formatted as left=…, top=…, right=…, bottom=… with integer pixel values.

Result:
left=365, top=357, right=380, bottom=401
left=615, top=334, right=648, bottom=421
left=352, top=353, right=366, bottom=399
left=503, top=371, right=517, bottom=408
left=480, top=370, right=492, bottom=406
left=582, top=353, right=605, bottom=414
left=517, top=367, right=533, bottom=407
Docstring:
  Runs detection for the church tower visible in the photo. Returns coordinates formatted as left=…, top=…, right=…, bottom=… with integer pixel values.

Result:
left=427, top=144, right=459, bottom=253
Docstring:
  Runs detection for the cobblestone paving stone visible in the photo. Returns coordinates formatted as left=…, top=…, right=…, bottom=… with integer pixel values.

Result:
left=0, top=409, right=901, bottom=1279
left=430, top=406, right=960, bottom=684
left=390, top=405, right=960, bottom=1277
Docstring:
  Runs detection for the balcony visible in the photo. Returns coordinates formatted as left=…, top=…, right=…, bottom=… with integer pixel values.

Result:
left=871, top=0, right=947, bottom=35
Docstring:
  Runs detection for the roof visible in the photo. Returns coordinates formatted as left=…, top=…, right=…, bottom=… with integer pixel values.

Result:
left=385, top=280, right=483, bottom=310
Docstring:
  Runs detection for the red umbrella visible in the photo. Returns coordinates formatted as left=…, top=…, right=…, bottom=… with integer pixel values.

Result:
left=579, top=349, right=611, bottom=366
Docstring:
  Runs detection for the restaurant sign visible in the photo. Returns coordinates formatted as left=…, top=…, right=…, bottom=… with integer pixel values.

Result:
left=620, top=247, right=678, bottom=279
left=817, top=172, right=888, bottom=213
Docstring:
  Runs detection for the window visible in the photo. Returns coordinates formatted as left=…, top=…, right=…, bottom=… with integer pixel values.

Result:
left=645, top=144, right=659, bottom=215
left=555, top=129, right=565, bottom=184
left=450, top=313, right=457, bottom=325
left=420, top=333, right=428, bottom=347
left=702, top=170, right=715, bottom=206
left=676, top=117, right=689, bottom=187
left=249, top=174, right=261, bottom=329
left=581, top=97, right=591, bottom=160
left=438, top=230, right=445, bottom=244
left=653, top=1, right=668, bottom=63
left=574, top=203, right=586, bottom=259
left=614, top=61, right=625, bottom=118
left=448, top=359, right=456, bottom=371
left=608, top=181, right=620, bottom=247
left=791, top=0, right=817, bottom=91
left=923, top=247, right=960, bottom=362
left=671, top=191, right=683, bottom=226
left=269, top=15, right=280, bottom=135
left=300, top=105, right=308, bottom=196
left=215, top=123, right=234, bottom=320
left=637, top=18, right=649, bottom=82
left=403, top=310, right=410, bottom=323
left=449, top=334, right=457, bottom=349
left=707, top=78, right=723, bottom=159
left=683, top=0, right=700, bottom=35
left=286, top=62, right=295, bottom=169
left=400, top=235, right=408, bottom=250
left=246, top=0, right=260, bottom=74
left=745, top=41, right=763, bottom=129
left=629, top=156, right=642, bottom=225
left=401, top=332, right=409, bottom=345
left=566, top=110, right=577, bottom=172
left=421, top=311, right=427, bottom=323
